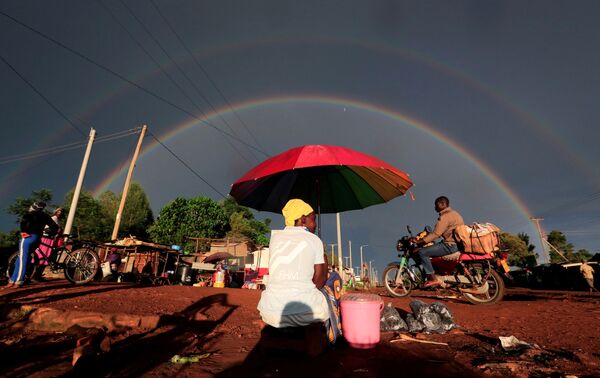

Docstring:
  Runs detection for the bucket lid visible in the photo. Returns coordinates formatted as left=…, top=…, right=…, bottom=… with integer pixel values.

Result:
left=341, top=293, right=383, bottom=303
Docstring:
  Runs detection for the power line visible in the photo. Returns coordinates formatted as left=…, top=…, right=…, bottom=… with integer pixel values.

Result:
left=0, top=52, right=86, bottom=137
left=0, top=9, right=269, bottom=157
left=539, top=190, right=600, bottom=218
left=105, top=0, right=255, bottom=165
left=95, top=0, right=200, bottom=113
left=148, top=132, right=226, bottom=198
left=0, top=128, right=139, bottom=165
left=149, top=0, right=267, bottom=159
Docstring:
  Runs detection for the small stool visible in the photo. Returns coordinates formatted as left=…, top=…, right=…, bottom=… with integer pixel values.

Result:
left=259, top=323, right=327, bottom=358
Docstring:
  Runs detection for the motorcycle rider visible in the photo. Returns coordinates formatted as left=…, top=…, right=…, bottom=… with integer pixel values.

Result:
left=412, top=196, right=464, bottom=288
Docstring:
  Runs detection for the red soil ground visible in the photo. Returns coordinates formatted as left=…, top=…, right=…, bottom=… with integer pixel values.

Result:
left=1, top=281, right=599, bottom=377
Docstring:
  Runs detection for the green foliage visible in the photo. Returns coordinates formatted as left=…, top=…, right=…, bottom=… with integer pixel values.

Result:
left=574, top=249, right=592, bottom=262
left=6, top=189, right=54, bottom=221
left=0, top=230, right=19, bottom=249
left=63, top=190, right=111, bottom=241
left=546, top=230, right=592, bottom=263
left=148, top=196, right=229, bottom=250
left=98, top=190, right=119, bottom=222
left=114, top=183, right=154, bottom=238
left=500, top=232, right=537, bottom=267
left=148, top=196, right=270, bottom=251
left=97, top=182, right=153, bottom=239
left=547, top=230, right=575, bottom=263
left=517, top=232, right=536, bottom=253
left=221, top=197, right=270, bottom=246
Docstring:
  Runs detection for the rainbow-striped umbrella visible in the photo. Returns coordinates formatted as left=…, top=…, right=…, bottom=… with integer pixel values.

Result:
left=230, top=145, right=413, bottom=215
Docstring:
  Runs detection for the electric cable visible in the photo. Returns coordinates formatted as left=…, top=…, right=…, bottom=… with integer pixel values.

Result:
left=149, top=132, right=226, bottom=198
left=0, top=128, right=139, bottom=165
left=98, top=0, right=254, bottom=165
left=118, top=0, right=256, bottom=164
left=149, top=0, right=267, bottom=159
left=0, top=9, right=269, bottom=157
left=0, top=52, right=86, bottom=137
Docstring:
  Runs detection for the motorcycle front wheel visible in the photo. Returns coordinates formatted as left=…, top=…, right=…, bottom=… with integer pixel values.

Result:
left=383, top=265, right=413, bottom=297
left=463, top=268, right=505, bottom=305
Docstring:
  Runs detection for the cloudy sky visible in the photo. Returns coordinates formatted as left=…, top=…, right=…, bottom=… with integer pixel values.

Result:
left=1, top=1, right=599, bottom=273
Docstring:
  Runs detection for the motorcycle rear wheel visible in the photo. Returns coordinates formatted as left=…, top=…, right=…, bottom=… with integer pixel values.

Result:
left=383, top=265, right=413, bottom=297
left=463, top=268, right=505, bottom=305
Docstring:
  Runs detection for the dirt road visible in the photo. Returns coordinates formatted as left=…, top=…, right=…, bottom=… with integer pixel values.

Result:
left=1, top=281, right=598, bottom=377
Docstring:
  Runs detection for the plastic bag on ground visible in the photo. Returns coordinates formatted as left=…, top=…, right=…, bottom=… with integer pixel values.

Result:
left=405, top=313, right=424, bottom=333
left=380, top=302, right=408, bottom=332
left=408, top=300, right=457, bottom=334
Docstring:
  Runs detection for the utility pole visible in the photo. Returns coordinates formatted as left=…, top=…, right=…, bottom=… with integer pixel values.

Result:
left=369, top=260, right=374, bottom=284
left=328, top=244, right=336, bottom=267
left=360, top=245, right=368, bottom=277
left=348, top=240, right=353, bottom=273
left=530, top=217, right=548, bottom=264
left=64, top=128, right=96, bottom=236
left=111, top=125, right=147, bottom=240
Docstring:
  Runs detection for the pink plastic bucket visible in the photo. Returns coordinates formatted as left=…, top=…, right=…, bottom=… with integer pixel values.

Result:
left=340, top=293, right=384, bottom=349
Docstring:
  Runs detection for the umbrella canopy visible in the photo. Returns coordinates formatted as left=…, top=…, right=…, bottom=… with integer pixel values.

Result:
left=202, top=251, right=235, bottom=263
left=230, top=145, right=413, bottom=214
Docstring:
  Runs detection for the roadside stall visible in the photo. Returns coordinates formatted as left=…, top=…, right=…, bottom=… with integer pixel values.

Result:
left=184, top=237, right=256, bottom=287
left=99, top=237, right=180, bottom=284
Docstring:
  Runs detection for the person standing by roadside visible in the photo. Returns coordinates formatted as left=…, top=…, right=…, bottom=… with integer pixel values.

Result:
left=4, top=202, right=58, bottom=289
left=32, top=207, right=64, bottom=282
left=580, top=261, right=597, bottom=293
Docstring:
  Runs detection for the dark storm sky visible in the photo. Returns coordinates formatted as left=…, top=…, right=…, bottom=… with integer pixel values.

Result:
left=1, top=1, right=599, bottom=272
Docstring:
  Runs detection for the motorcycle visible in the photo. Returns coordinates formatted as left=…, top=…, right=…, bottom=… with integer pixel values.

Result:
left=383, top=226, right=510, bottom=304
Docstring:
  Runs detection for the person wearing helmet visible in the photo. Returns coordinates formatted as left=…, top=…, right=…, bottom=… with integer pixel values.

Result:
left=4, top=202, right=58, bottom=289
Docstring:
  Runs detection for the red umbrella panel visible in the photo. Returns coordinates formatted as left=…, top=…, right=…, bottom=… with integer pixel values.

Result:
left=230, top=145, right=413, bottom=214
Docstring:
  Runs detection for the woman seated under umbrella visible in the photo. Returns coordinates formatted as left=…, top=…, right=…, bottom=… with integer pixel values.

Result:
left=257, top=199, right=342, bottom=345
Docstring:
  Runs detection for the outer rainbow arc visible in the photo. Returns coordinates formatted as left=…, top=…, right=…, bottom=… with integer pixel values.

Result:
left=7, top=35, right=595, bottom=195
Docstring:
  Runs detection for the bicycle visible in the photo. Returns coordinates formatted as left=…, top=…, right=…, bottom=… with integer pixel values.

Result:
left=6, top=235, right=100, bottom=285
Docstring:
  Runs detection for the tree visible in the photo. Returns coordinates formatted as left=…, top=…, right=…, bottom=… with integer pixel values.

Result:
left=98, top=190, right=119, bottom=223
left=0, top=231, right=19, bottom=249
left=7, top=189, right=54, bottom=221
left=517, top=232, right=536, bottom=253
left=546, top=230, right=574, bottom=263
left=63, top=190, right=111, bottom=241
left=98, top=182, right=154, bottom=239
left=500, top=232, right=536, bottom=267
left=148, top=196, right=229, bottom=250
left=574, top=249, right=592, bottom=262
left=220, top=197, right=271, bottom=246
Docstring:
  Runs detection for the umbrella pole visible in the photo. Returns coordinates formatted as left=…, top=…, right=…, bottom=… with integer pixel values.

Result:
left=316, top=178, right=322, bottom=237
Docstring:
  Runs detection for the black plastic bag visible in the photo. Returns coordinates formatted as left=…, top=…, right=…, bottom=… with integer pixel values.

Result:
left=405, top=313, right=424, bottom=333
left=407, top=300, right=457, bottom=334
left=380, top=303, right=407, bottom=331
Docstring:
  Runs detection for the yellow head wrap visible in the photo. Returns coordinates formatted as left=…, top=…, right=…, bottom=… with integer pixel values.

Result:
left=282, top=199, right=314, bottom=226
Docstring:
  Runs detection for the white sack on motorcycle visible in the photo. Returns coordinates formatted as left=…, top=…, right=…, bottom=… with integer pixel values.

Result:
left=454, top=223, right=500, bottom=255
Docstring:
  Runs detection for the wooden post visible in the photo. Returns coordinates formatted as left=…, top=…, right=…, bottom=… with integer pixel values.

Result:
left=64, top=128, right=96, bottom=236
left=111, top=125, right=147, bottom=240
